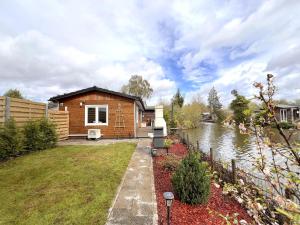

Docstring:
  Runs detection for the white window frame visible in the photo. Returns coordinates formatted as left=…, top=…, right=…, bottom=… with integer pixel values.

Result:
left=280, top=109, right=287, bottom=122
left=85, top=105, right=108, bottom=126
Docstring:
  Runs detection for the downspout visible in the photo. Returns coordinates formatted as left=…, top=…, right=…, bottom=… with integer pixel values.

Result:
left=134, top=101, right=136, bottom=138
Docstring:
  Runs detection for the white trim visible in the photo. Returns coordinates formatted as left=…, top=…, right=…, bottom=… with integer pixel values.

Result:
left=280, top=109, right=287, bottom=122
left=85, top=105, right=108, bottom=126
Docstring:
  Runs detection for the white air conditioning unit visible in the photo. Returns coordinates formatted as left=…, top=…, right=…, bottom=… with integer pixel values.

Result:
left=88, top=129, right=102, bottom=139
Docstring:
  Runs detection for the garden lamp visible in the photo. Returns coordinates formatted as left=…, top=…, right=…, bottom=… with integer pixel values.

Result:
left=163, top=192, right=174, bottom=225
left=151, top=148, right=157, bottom=157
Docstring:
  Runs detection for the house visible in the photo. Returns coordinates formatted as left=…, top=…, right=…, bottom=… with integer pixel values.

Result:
left=274, top=104, right=300, bottom=123
left=201, top=112, right=213, bottom=122
left=49, top=86, right=150, bottom=138
left=142, top=106, right=155, bottom=127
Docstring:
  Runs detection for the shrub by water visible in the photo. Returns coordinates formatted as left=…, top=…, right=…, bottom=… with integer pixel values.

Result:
left=172, top=151, right=211, bottom=204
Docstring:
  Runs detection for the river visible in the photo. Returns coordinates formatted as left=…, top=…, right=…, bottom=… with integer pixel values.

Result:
left=182, top=122, right=300, bottom=172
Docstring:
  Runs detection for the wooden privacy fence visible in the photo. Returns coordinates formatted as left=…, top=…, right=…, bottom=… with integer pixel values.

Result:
left=48, top=110, right=69, bottom=140
left=0, top=96, right=69, bottom=140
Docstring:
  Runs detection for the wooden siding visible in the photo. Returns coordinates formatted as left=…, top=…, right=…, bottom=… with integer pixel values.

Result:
left=58, top=91, right=135, bottom=138
left=48, top=110, right=69, bottom=140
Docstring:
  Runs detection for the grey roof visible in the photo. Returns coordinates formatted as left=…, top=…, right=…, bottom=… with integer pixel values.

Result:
left=145, top=106, right=155, bottom=111
left=48, top=86, right=145, bottom=110
left=275, top=104, right=299, bottom=109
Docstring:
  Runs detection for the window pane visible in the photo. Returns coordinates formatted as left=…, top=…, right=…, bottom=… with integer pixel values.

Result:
left=88, top=107, right=96, bottom=123
left=98, top=107, right=107, bottom=123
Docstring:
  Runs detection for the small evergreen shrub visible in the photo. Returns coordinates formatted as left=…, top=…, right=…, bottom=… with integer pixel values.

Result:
left=171, top=151, right=211, bottom=204
left=0, top=118, right=22, bottom=159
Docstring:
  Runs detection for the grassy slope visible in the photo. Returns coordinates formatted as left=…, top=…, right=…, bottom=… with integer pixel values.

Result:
left=0, top=143, right=136, bottom=225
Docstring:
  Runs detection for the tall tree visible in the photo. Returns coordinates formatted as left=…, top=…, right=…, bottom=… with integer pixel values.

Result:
left=207, top=87, right=223, bottom=121
left=121, top=75, right=153, bottom=100
left=4, top=89, right=24, bottom=99
left=172, top=89, right=184, bottom=108
left=230, top=90, right=251, bottom=124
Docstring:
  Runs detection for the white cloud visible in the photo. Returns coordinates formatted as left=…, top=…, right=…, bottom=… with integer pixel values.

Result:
left=0, top=0, right=299, bottom=106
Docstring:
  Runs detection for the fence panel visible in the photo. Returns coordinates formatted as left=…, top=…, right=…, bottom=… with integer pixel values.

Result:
left=10, top=98, right=46, bottom=126
left=0, top=97, right=5, bottom=126
left=48, top=110, right=69, bottom=140
left=0, top=96, right=69, bottom=140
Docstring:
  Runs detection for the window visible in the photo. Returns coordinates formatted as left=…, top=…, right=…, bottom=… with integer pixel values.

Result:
left=280, top=109, right=287, bottom=122
left=85, top=105, right=108, bottom=126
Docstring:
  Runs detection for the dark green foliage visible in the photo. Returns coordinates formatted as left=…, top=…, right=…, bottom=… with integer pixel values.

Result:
left=4, top=89, right=24, bottom=99
left=23, top=121, right=41, bottom=151
left=172, top=151, right=211, bottom=204
left=0, top=118, right=22, bottom=158
left=274, top=122, right=295, bottom=129
left=172, top=89, right=184, bottom=108
left=38, top=118, right=57, bottom=149
left=230, top=90, right=251, bottom=124
left=23, top=118, right=57, bottom=151
left=0, top=118, right=57, bottom=159
left=208, top=87, right=224, bottom=122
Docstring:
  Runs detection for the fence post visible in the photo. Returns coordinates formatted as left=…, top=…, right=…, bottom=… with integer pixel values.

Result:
left=231, top=159, right=237, bottom=184
left=196, top=140, right=199, bottom=151
left=5, top=97, right=10, bottom=121
left=45, top=103, right=48, bottom=118
left=210, top=147, right=214, bottom=170
left=187, top=134, right=189, bottom=147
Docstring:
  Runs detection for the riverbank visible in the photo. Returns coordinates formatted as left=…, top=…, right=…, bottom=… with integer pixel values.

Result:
left=153, top=143, right=253, bottom=225
left=177, top=122, right=300, bottom=168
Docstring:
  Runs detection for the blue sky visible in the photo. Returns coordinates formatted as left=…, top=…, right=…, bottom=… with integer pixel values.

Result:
left=0, top=0, right=299, bottom=105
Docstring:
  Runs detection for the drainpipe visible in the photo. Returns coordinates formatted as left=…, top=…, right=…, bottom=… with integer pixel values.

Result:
left=134, top=102, right=136, bottom=138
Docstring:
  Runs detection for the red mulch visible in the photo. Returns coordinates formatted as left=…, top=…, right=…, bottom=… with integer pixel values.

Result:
left=153, top=143, right=254, bottom=225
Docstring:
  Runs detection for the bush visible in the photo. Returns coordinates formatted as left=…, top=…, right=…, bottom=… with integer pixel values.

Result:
left=0, top=118, right=22, bottom=159
left=276, top=122, right=295, bottom=129
left=23, top=118, right=57, bottom=151
left=23, top=120, right=41, bottom=151
left=39, top=118, right=57, bottom=149
left=172, top=151, right=211, bottom=204
left=161, top=154, right=181, bottom=172
left=164, top=138, right=173, bottom=149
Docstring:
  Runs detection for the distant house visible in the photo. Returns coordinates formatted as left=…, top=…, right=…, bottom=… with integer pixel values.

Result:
left=201, top=112, right=212, bottom=121
left=49, top=86, right=154, bottom=138
left=274, top=104, right=300, bottom=123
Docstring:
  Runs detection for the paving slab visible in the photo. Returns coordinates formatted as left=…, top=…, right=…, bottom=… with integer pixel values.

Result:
left=58, top=138, right=138, bottom=146
left=106, top=138, right=158, bottom=225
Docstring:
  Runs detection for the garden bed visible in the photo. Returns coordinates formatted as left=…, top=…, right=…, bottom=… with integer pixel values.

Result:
left=153, top=143, right=254, bottom=225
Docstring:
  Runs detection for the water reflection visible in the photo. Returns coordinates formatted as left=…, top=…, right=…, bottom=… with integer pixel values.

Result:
left=185, top=122, right=299, bottom=171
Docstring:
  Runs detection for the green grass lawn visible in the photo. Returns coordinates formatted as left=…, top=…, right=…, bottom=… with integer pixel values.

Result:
left=0, top=143, right=136, bottom=225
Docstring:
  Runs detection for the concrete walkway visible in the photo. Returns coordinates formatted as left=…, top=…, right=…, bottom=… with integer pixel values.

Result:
left=58, top=138, right=138, bottom=146
left=106, top=138, right=158, bottom=225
